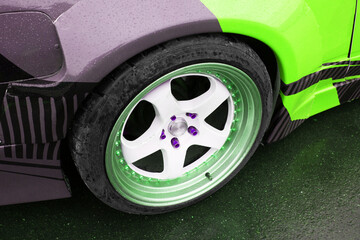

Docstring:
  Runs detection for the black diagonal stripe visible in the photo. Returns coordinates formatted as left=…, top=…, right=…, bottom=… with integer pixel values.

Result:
left=282, top=66, right=348, bottom=95
left=334, top=78, right=360, bottom=104
left=346, top=66, right=360, bottom=77
left=265, top=107, right=289, bottom=143
left=348, top=82, right=359, bottom=100
left=352, top=81, right=360, bottom=99
left=321, top=66, right=347, bottom=80
left=264, top=104, right=306, bottom=144
left=349, top=83, right=360, bottom=100
left=322, top=61, right=350, bottom=66
left=274, top=112, right=292, bottom=142
left=335, top=79, right=352, bottom=102
left=337, top=82, right=348, bottom=100
left=30, top=97, right=42, bottom=143
left=323, top=61, right=360, bottom=66
left=344, top=81, right=356, bottom=101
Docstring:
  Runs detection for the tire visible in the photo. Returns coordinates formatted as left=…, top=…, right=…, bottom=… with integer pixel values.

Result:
left=70, top=34, right=273, bottom=214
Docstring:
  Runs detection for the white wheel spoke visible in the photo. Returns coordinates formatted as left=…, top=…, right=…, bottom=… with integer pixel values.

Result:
left=162, top=147, right=188, bottom=179
left=142, top=80, right=179, bottom=120
left=120, top=73, right=234, bottom=180
left=121, top=118, right=162, bottom=164
left=178, top=75, right=230, bottom=119
left=195, top=122, right=229, bottom=149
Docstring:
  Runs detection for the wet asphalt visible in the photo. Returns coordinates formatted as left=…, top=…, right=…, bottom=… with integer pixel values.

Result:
left=0, top=101, right=359, bottom=240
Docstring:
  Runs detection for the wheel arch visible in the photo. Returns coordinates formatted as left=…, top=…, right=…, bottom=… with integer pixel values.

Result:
left=55, top=0, right=323, bottom=141
left=226, top=34, right=279, bottom=99
left=67, top=33, right=281, bottom=150
left=91, top=32, right=281, bottom=98
left=68, top=33, right=273, bottom=214
left=53, top=0, right=303, bottom=89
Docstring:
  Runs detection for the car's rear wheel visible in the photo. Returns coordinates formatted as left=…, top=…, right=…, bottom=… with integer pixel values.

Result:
left=70, top=34, right=273, bottom=214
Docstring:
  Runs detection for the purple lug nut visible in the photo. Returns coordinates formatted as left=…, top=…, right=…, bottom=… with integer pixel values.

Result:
left=171, top=137, right=180, bottom=148
left=160, top=129, right=166, bottom=140
left=186, top=112, right=197, bottom=119
left=170, top=115, right=176, bottom=121
left=188, top=126, right=198, bottom=136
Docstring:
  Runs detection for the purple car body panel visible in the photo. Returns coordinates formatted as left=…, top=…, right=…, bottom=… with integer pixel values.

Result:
left=0, top=171, right=70, bottom=206
left=0, top=151, right=71, bottom=206
left=0, top=12, right=63, bottom=80
left=54, top=0, right=221, bottom=84
left=0, top=0, right=80, bottom=20
left=0, top=0, right=221, bottom=205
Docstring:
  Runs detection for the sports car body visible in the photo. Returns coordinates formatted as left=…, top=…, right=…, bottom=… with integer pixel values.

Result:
left=0, top=0, right=359, bottom=214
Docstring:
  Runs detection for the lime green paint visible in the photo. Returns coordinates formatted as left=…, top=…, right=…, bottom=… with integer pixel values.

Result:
left=279, top=60, right=353, bottom=120
left=281, top=78, right=340, bottom=120
left=308, top=80, right=340, bottom=116
left=281, top=61, right=360, bottom=120
left=351, top=1, right=360, bottom=60
left=305, top=0, right=355, bottom=62
left=201, top=0, right=354, bottom=84
left=200, top=0, right=356, bottom=120
left=281, top=66, right=360, bottom=120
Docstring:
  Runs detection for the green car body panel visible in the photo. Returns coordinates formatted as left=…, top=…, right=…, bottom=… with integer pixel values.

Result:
left=352, top=0, right=360, bottom=59
left=202, top=0, right=358, bottom=121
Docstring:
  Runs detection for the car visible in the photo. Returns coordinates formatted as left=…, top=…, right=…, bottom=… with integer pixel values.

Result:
left=0, top=0, right=359, bottom=214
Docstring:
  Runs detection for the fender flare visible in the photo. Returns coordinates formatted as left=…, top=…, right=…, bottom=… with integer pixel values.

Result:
left=53, top=0, right=323, bottom=87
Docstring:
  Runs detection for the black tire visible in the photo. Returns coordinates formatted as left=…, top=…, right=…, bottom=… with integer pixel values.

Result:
left=70, top=34, right=273, bottom=214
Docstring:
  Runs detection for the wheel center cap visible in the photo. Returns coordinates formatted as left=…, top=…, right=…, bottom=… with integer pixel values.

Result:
left=168, top=117, right=188, bottom=137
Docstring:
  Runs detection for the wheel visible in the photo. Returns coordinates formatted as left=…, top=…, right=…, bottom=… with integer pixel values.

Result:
left=70, top=34, right=273, bottom=214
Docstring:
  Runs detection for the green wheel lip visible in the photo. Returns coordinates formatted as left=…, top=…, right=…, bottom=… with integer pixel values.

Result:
left=105, top=63, right=262, bottom=207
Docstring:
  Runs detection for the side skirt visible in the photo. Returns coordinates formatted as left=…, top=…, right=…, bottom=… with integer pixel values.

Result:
left=265, top=61, right=360, bottom=143
left=0, top=142, right=71, bottom=206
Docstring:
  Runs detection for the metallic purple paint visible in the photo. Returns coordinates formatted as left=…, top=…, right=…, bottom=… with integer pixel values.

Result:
left=188, top=126, right=199, bottom=136
left=0, top=169, right=70, bottom=206
left=0, top=12, right=63, bottom=80
left=0, top=91, right=87, bottom=204
left=160, top=129, right=166, bottom=140
left=1, top=163, right=63, bottom=179
left=186, top=113, right=198, bottom=119
left=0, top=0, right=80, bottom=20
left=0, top=146, right=70, bottom=205
left=171, top=138, right=180, bottom=148
left=53, top=0, right=221, bottom=84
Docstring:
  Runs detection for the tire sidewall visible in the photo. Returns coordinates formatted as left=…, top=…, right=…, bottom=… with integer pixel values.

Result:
left=71, top=35, right=273, bottom=214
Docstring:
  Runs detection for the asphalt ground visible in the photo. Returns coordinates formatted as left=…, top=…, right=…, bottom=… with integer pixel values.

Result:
left=0, top=100, right=359, bottom=240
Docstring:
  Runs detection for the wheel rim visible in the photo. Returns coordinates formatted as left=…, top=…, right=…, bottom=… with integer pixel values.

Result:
left=105, top=63, right=262, bottom=207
